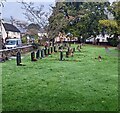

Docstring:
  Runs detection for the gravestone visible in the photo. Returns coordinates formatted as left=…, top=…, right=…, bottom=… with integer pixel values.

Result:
left=73, top=48, right=75, bottom=53
left=36, top=50, right=40, bottom=59
left=54, top=46, right=57, bottom=52
left=68, top=47, right=70, bottom=52
left=60, top=51, right=63, bottom=61
left=48, top=48, right=51, bottom=55
left=16, top=51, right=21, bottom=66
left=41, top=49, right=44, bottom=58
left=51, top=47, right=53, bottom=53
left=42, top=49, right=45, bottom=58
left=66, top=51, right=69, bottom=58
left=59, top=46, right=62, bottom=50
left=31, top=51, right=35, bottom=61
left=44, top=48, right=47, bottom=56
left=40, top=50, right=42, bottom=59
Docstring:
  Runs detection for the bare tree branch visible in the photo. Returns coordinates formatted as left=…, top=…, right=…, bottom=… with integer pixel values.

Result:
left=18, top=1, right=50, bottom=29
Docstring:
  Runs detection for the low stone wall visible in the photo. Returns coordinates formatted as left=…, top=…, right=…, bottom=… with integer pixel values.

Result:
left=0, top=45, right=33, bottom=62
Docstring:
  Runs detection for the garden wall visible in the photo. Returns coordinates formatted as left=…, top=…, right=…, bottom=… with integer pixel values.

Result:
left=0, top=45, right=33, bottom=62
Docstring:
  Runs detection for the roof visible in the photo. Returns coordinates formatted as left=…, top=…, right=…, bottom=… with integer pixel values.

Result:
left=3, top=23, right=20, bottom=32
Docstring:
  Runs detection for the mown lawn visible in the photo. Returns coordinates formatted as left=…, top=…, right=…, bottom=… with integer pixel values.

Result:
left=2, top=44, right=118, bottom=111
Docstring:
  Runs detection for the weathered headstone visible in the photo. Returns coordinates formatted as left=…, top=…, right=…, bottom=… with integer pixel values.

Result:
left=41, top=49, right=43, bottom=58
left=73, top=48, right=75, bottom=53
left=54, top=46, right=57, bottom=52
left=39, top=50, right=42, bottom=59
left=48, top=48, right=51, bottom=55
left=44, top=48, right=47, bottom=56
left=31, top=51, right=35, bottom=61
left=16, top=51, right=21, bottom=66
left=36, top=50, right=40, bottom=59
left=60, top=51, right=63, bottom=61
left=68, top=47, right=70, bottom=52
left=42, top=49, right=45, bottom=58
left=66, top=51, right=69, bottom=58
left=59, top=46, right=62, bottom=50
left=51, top=47, right=53, bottom=53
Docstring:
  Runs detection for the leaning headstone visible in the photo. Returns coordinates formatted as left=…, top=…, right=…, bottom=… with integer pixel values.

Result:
left=60, top=51, right=63, bottom=61
left=16, top=51, right=21, bottom=66
left=36, top=50, right=40, bottom=59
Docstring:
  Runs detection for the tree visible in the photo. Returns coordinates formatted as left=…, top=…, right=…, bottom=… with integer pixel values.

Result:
left=48, top=0, right=111, bottom=43
left=19, top=1, right=50, bottom=29
left=0, top=0, right=6, bottom=7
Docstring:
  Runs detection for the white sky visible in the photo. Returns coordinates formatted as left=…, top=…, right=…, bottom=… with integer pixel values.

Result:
left=2, top=0, right=117, bottom=21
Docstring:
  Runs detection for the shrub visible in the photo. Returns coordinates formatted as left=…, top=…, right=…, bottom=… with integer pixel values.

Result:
left=32, top=43, right=39, bottom=49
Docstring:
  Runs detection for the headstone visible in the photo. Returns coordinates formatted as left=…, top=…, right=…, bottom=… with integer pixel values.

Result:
left=59, top=46, right=62, bottom=50
left=44, top=48, right=47, bottom=56
left=36, top=50, right=40, bottom=59
left=60, top=51, right=63, bottom=61
left=66, top=51, right=69, bottom=58
left=16, top=51, right=21, bottom=66
left=41, top=49, right=43, bottom=58
left=40, top=50, right=42, bottom=59
left=31, top=51, right=35, bottom=61
left=48, top=48, right=51, bottom=55
left=51, top=47, right=53, bottom=53
left=77, top=45, right=81, bottom=52
left=42, top=49, right=45, bottom=58
left=54, top=46, right=57, bottom=52
left=68, top=47, right=70, bottom=52
left=73, top=48, right=75, bottom=53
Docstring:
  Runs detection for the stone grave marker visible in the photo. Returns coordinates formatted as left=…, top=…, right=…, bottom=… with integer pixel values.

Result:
left=16, top=51, right=21, bottom=66
left=48, top=47, right=51, bottom=55
left=73, top=48, right=75, bottom=53
left=36, top=50, right=40, bottom=59
left=43, top=49, right=45, bottom=58
left=51, top=46, right=53, bottom=53
left=60, top=51, right=63, bottom=61
left=41, top=49, right=43, bottom=58
left=54, top=46, right=57, bottom=52
left=44, top=48, right=47, bottom=56
left=66, top=51, right=69, bottom=58
left=31, top=51, right=36, bottom=61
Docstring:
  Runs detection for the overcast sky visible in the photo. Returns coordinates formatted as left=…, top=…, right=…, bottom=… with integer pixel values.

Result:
left=2, top=0, right=116, bottom=22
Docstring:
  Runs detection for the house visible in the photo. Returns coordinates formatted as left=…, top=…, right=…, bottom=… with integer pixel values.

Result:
left=1, top=22, right=21, bottom=43
left=55, top=32, right=77, bottom=43
left=86, top=34, right=110, bottom=43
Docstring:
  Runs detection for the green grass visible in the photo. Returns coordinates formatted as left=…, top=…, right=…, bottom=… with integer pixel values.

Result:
left=2, top=44, right=118, bottom=111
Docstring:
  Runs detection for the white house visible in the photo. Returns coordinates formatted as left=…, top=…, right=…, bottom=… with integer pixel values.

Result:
left=86, top=34, right=110, bottom=43
left=1, top=23, right=21, bottom=43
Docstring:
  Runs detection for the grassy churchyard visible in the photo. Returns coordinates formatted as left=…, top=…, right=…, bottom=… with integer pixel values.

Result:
left=2, top=44, right=118, bottom=111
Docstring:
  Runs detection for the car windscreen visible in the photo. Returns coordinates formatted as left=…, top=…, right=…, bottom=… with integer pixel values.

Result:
left=6, top=40, right=16, bottom=45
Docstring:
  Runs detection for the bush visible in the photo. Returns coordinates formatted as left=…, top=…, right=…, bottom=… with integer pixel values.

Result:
left=107, top=38, right=119, bottom=47
left=21, top=36, right=27, bottom=44
left=32, top=43, right=39, bottom=49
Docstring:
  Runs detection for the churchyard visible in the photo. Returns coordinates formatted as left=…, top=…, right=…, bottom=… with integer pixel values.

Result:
left=2, top=44, right=118, bottom=111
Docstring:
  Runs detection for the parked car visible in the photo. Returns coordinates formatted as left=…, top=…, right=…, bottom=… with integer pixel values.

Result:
left=5, top=38, right=22, bottom=49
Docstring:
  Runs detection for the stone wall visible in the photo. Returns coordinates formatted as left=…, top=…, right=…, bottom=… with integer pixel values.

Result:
left=0, top=45, right=33, bottom=62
